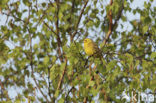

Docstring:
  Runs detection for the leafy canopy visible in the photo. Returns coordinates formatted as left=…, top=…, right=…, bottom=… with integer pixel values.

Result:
left=0, top=0, right=156, bottom=102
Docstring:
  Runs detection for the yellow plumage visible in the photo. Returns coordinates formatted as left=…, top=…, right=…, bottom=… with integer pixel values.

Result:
left=84, top=38, right=102, bottom=58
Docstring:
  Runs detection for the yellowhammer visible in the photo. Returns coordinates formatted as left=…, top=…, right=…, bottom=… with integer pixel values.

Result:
left=84, top=38, right=102, bottom=58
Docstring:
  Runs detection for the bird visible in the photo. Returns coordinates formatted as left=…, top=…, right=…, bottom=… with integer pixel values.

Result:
left=83, top=38, right=102, bottom=58
left=84, top=38, right=105, bottom=81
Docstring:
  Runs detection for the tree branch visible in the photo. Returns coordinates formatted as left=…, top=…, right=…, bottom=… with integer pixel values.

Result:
left=55, top=0, right=64, bottom=63
left=112, top=0, right=124, bottom=29
left=43, top=21, right=57, bottom=35
left=101, top=0, right=113, bottom=48
left=48, top=66, right=52, bottom=100
left=27, top=27, right=50, bottom=103
left=83, top=63, right=96, bottom=103
left=57, top=57, right=67, bottom=90
left=0, top=81, right=10, bottom=101
left=101, top=0, right=124, bottom=48
left=65, top=86, right=75, bottom=101
left=71, top=0, right=89, bottom=41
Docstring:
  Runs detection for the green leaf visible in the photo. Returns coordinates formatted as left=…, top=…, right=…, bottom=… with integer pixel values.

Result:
left=122, top=16, right=127, bottom=22
left=89, top=81, right=95, bottom=87
left=51, top=7, right=56, bottom=13
left=33, top=44, right=38, bottom=49
left=84, top=6, right=91, bottom=15
left=0, top=0, right=155, bottom=102
left=90, top=87, right=98, bottom=97
left=42, top=3, right=46, bottom=7
left=151, top=52, right=156, bottom=59
left=59, top=12, right=63, bottom=21
left=143, top=25, right=148, bottom=34
left=125, top=53, right=133, bottom=64
left=58, top=98, right=64, bottom=103
left=43, top=56, right=50, bottom=65
left=55, top=90, right=60, bottom=98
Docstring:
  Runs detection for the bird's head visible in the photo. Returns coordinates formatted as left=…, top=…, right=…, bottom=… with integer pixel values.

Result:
left=84, top=38, right=93, bottom=44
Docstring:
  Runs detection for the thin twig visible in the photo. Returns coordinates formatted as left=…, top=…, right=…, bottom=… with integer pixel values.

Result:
left=55, top=0, right=64, bottom=63
left=65, top=87, right=74, bottom=101
left=112, top=0, right=124, bottom=29
left=101, top=0, right=113, bottom=48
left=0, top=81, right=10, bottom=100
left=32, top=77, right=50, bottom=102
left=57, top=57, right=67, bottom=90
left=48, top=66, right=52, bottom=99
left=35, top=0, right=38, bottom=12
left=71, top=0, right=89, bottom=41
left=102, top=0, right=124, bottom=48
left=43, top=21, right=57, bottom=35
left=83, top=63, right=96, bottom=103
left=27, top=27, right=50, bottom=102
left=48, top=0, right=54, bottom=7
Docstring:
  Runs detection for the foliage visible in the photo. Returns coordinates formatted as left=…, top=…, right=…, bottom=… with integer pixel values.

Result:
left=0, top=0, right=156, bottom=102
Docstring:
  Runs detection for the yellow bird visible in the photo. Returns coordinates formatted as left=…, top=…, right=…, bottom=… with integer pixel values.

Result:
left=84, top=38, right=102, bottom=58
